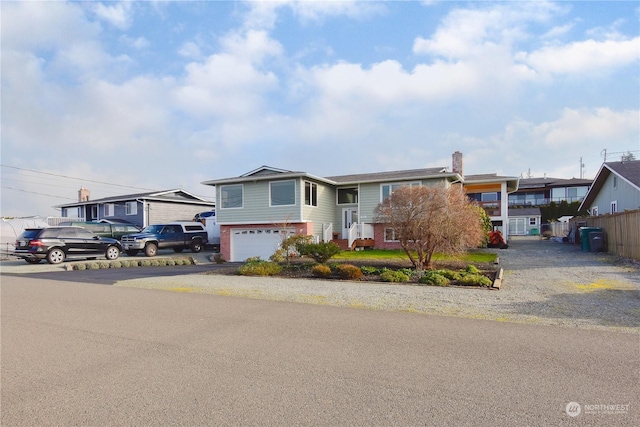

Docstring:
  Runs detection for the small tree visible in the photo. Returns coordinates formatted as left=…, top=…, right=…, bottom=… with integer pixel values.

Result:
left=374, top=185, right=485, bottom=270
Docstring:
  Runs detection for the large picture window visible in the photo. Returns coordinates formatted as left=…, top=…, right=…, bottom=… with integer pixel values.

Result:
left=221, top=184, right=243, bottom=209
left=270, top=180, right=295, bottom=206
left=104, top=203, right=114, bottom=217
left=305, top=181, right=318, bottom=207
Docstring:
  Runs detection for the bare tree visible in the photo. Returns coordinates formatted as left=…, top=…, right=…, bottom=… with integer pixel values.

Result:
left=373, top=185, right=486, bottom=270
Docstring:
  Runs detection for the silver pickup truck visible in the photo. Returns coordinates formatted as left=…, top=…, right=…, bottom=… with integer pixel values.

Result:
left=120, top=222, right=208, bottom=257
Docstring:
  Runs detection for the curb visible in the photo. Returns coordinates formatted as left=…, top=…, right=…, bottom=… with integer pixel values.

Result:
left=491, top=268, right=504, bottom=290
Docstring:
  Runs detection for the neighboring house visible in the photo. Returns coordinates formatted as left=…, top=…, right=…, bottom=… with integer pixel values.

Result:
left=508, top=177, right=592, bottom=207
left=202, top=152, right=519, bottom=262
left=507, top=207, right=542, bottom=236
left=579, top=160, right=640, bottom=216
left=56, top=188, right=215, bottom=228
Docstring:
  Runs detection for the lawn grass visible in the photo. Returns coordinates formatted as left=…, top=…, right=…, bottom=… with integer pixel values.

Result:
left=333, top=249, right=497, bottom=264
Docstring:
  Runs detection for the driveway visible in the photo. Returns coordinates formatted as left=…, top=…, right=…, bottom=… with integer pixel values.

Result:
left=114, top=236, right=640, bottom=333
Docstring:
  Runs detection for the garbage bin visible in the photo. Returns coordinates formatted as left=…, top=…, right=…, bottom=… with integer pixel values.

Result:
left=579, top=227, right=603, bottom=252
left=589, top=231, right=605, bottom=252
left=530, top=228, right=539, bottom=236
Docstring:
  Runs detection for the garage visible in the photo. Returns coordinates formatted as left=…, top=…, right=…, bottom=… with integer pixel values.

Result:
left=230, top=228, right=292, bottom=262
left=509, top=218, right=526, bottom=235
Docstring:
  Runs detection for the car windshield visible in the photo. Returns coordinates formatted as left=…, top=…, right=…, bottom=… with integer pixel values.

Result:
left=18, top=229, right=42, bottom=240
left=142, top=225, right=163, bottom=233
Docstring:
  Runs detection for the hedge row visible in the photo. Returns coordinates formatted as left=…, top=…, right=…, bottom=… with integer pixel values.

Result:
left=70, top=257, right=195, bottom=270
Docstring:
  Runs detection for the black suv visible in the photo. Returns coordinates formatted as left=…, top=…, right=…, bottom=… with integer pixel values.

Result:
left=14, top=227, right=123, bottom=264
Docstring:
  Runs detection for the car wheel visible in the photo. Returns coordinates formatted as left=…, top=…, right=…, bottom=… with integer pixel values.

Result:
left=47, top=248, right=65, bottom=264
left=173, top=247, right=184, bottom=253
left=126, top=250, right=139, bottom=256
left=25, top=258, right=42, bottom=264
left=190, top=240, right=202, bottom=253
left=144, top=243, right=158, bottom=257
left=105, top=245, right=120, bottom=260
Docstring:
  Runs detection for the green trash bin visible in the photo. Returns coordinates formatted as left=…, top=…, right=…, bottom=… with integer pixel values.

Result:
left=530, top=228, right=539, bottom=236
left=579, top=227, right=602, bottom=252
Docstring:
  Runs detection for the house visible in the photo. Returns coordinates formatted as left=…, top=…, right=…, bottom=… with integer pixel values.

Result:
left=508, top=177, right=592, bottom=207
left=202, top=152, right=519, bottom=262
left=578, top=160, right=640, bottom=216
left=56, top=188, right=215, bottom=228
left=507, top=207, right=542, bottom=236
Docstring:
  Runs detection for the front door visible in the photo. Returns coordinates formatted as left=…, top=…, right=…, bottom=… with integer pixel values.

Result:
left=342, top=208, right=358, bottom=239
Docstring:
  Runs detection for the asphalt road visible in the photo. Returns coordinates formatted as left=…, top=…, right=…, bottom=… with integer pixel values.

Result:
left=2, top=275, right=638, bottom=426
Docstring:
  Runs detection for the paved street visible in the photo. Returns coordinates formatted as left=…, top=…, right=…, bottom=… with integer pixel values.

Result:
left=2, top=275, right=638, bottom=426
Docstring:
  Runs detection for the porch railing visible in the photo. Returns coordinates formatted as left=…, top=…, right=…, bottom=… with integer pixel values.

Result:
left=348, top=223, right=374, bottom=248
left=323, top=223, right=333, bottom=243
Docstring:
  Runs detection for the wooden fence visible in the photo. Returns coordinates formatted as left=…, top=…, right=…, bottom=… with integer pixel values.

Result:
left=570, top=209, right=640, bottom=260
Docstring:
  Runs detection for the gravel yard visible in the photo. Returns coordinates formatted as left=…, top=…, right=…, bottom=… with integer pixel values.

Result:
left=115, top=236, right=640, bottom=333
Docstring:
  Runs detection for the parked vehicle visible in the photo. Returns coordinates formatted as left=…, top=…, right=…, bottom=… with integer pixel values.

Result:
left=193, top=210, right=215, bottom=222
left=58, top=221, right=141, bottom=240
left=120, top=222, right=208, bottom=257
left=13, top=227, right=123, bottom=264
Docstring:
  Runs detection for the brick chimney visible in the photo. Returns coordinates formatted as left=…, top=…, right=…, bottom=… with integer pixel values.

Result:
left=78, top=187, right=90, bottom=202
left=452, top=151, right=464, bottom=177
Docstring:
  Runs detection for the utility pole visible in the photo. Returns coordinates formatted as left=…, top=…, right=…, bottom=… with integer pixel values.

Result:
left=579, top=157, right=585, bottom=179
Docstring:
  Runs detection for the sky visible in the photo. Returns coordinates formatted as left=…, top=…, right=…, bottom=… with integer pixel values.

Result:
left=1, top=0, right=639, bottom=218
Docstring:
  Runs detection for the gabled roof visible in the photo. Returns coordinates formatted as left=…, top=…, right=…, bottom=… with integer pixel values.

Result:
left=202, top=166, right=460, bottom=187
left=579, top=160, right=640, bottom=211
left=326, top=167, right=456, bottom=185
left=56, top=189, right=214, bottom=208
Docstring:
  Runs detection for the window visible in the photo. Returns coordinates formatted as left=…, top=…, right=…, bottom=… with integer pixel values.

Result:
left=481, top=192, right=499, bottom=202
left=613, top=176, right=618, bottom=190
left=270, top=180, right=295, bottom=206
left=611, top=201, right=617, bottom=214
left=384, top=228, right=399, bottom=242
left=591, top=206, right=599, bottom=216
left=221, top=184, right=243, bottom=208
left=529, top=217, right=537, bottom=226
left=338, top=187, right=358, bottom=204
left=305, top=181, right=318, bottom=207
left=381, top=182, right=420, bottom=201
left=104, top=203, right=114, bottom=217
left=90, top=206, right=98, bottom=218
left=125, top=201, right=137, bottom=215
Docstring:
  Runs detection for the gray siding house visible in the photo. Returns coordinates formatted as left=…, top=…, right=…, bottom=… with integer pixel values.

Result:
left=579, top=161, right=640, bottom=216
left=56, top=188, right=215, bottom=228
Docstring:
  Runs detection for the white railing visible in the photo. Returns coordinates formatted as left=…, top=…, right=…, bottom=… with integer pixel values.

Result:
left=323, top=223, right=333, bottom=243
left=348, top=223, right=374, bottom=248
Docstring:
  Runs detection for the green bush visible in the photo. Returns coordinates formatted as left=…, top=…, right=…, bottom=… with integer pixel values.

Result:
left=458, top=274, right=492, bottom=287
left=336, top=264, right=363, bottom=280
left=87, top=262, right=101, bottom=270
left=311, top=264, right=332, bottom=278
left=433, top=269, right=462, bottom=280
left=139, top=260, right=152, bottom=267
left=298, top=242, right=342, bottom=264
left=74, top=263, right=86, bottom=271
left=419, top=271, right=450, bottom=286
left=98, top=261, right=110, bottom=269
left=360, top=266, right=381, bottom=275
left=380, top=270, right=410, bottom=282
left=166, top=260, right=175, bottom=266
left=465, top=265, right=480, bottom=274
left=110, top=261, right=122, bottom=268
left=238, top=259, right=283, bottom=276
left=398, top=268, right=415, bottom=278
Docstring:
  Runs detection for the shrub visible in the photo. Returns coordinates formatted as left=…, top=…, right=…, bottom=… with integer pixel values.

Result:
left=269, top=248, right=287, bottom=263
left=74, top=263, right=86, bottom=271
left=433, top=269, right=462, bottom=280
left=298, top=242, right=341, bottom=264
left=336, top=264, right=363, bottom=280
left=311, top=264, right=332, bottom=278
left=139, top=260, right=152, bottom=267
left=398, top=268, right=415, bottom=278
left=110, top=261, right=122, bottom=268
left=458, top=274, right=492, bottom=287
left=150, top=260, right=161, bottom=267
left=98, top=261, right=110, bottom=269
left=419, top=271, right=450, bottom=286
left=237, top=259, right=283, bottom=276
left=87, top=262, right=101, bottom=270
left=213, top=253, right=225, bottom=264
left=166, top=260, right=176, bottom=266
left=360, top=266, right=381, bottom=275
left=465, top=265, right=480, bottom=274
left=380, top=270, right=410, bottom=283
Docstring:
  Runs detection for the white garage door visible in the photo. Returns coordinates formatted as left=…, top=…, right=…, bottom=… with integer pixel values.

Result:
left=231, top=228, right=292, bottom=262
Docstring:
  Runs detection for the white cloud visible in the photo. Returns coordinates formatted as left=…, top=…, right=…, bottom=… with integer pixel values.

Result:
left=516, top=37, right=640, bottom=75
left=91, top=1, right=134, bottom=30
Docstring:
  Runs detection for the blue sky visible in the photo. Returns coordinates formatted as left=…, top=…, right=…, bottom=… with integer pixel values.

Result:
left=2, top=0, right=639, bottom=217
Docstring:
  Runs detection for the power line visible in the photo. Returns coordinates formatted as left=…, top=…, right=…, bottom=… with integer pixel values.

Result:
left=0, top=164, right=155, bottom=192
left=1, top=186, right=76, bottom=200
